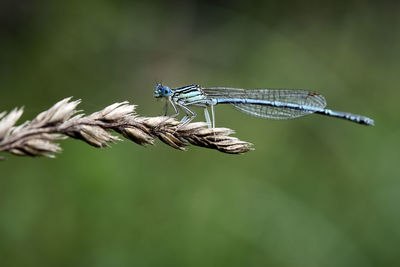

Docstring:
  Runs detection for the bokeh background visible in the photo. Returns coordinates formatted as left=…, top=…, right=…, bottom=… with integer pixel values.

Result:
left=1, top=0, right=399, bottom=266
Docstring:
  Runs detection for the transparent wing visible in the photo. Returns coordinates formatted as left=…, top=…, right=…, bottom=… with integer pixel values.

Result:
left=202, top=87, right=327, bottom=119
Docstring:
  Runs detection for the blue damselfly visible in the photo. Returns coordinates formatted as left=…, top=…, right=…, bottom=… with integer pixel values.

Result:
left=154, top=83, right=374, bottom=128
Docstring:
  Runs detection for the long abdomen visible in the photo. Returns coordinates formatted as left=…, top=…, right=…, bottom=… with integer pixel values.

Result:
left=215, top=98, right=374, bottom=126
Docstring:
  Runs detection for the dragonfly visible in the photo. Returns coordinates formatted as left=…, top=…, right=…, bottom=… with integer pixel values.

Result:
left=153, top=83, right=374, bottom=129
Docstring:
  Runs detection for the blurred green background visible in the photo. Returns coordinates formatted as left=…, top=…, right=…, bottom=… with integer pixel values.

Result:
left=1, top=0, right=399, bottom=266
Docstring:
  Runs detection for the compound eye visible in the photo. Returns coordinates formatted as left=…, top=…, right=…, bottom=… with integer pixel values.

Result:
left=162, top=86, right=170, bottom=95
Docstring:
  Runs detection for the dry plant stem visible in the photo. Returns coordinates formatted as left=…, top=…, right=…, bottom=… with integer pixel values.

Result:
left=0, top=98, right=253, bottom=158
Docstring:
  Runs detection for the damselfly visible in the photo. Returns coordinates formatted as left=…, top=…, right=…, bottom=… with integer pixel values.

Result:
left=154, top=83, right=374, bottom=128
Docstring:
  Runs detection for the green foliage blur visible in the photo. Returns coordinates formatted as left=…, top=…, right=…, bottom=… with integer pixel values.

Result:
left=1, top=1, right=399, bottom=266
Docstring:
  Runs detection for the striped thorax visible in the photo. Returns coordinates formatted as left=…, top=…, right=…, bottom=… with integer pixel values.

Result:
left=172, top=84, right=208, bottom=105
